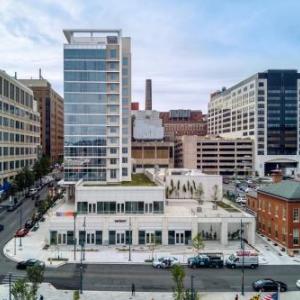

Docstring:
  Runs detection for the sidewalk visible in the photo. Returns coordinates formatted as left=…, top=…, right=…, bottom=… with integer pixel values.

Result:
left=0, top=283, right=299, bottom=300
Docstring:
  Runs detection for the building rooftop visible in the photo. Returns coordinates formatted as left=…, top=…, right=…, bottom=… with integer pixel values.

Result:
left=258, top=180, right=300, bottom=201
left=121, top=174, right=157, bottom=186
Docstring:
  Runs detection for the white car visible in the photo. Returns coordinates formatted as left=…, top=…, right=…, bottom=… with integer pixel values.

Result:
left=29, top=188, right=38, bottom=196
left=296, top=279, right=300, bottom=289
left=152, top=256, right=179, bottom=269
left=236, top=197, right=247, bottom=204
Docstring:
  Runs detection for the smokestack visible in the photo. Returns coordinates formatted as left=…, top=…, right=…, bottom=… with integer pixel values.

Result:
left=14, top=72, right=17, bottom=79
left=39, top=68, right=42, bottom=80
left=145, top=79, right=152, bottom=110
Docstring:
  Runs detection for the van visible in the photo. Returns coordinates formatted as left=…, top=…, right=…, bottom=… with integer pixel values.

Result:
left=226, top=250, right=259, bottom=269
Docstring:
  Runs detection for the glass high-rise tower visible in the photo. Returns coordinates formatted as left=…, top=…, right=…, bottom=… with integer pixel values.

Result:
left=63, top=29, right=131, bottom=183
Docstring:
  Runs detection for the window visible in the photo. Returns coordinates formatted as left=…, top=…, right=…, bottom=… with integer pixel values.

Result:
left=293, top=208, right=299, bottom=222
left=110, top=148, right=117, bottom=154
left=110, top=169, right=117, bottom=179
left=110, top=49, right=117, bottom=58
left=77, top=202, right=88, bottom=214
left=283, top=207, right=286, bottom=219
left=122, top=147, right=128, bottom=154
left=122, top=157, right=128, bottom=163
left=293, top=229, right=299, bottom=245
left=122, top=168, right=128, bottom=176
left=268, top=202, right=271, bottom=214
left=275, top=206, right=278, bottom=217
left=110, top=158, right=117, bottom=165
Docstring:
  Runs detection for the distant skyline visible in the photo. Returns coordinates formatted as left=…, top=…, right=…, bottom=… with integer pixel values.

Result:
left=1, top=0, right=300, bottom=112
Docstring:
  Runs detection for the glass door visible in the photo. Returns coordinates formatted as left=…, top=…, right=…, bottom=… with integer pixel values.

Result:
left=175, top=232, right=184, bottom=245
left=116, top=232, right=125, bottom=245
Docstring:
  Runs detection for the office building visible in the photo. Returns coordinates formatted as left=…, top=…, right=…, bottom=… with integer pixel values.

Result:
left=175, top=136, right=254, bottom=176
left=208, top=69, right=300, bottom=176
left=160, top=109, right=207, bottom=138
left=145, top=79, right=152, bottom=110
left=63, top=29, right=131, bottom=183
left=132, top=110, right=174, bottom=171
left=20, top=75, right=64, bottom=163
left=0, top=70, right=40, bottom=185
left=247, top=173, right=300, bottom=255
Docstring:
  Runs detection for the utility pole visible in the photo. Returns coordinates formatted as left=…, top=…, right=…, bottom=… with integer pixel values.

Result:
left=128, top=216, right=132, bottom=261
left=8, top=273, right=12, bottom=300
left=83, top=216, right=86, bottom=261
left=80, top=244, right=83, bottom=294
left=190, top=275, right=195, bottom=300
left=19, top=207, right=23, bottom=247
left=241, top=219, right=245, bottom=296
left=73, top=212, right=77, bottom=261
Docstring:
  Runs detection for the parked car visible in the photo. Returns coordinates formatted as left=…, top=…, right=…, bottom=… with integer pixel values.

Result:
left=152, top=256, right=179, bottom=269
left=188, top=254, right=224, bottom=269
left=236, top=197, right=247, bottom=204
left=24, top=219, right=35, bottom=229
left=29, top=188, right=38, bottom=196
left=252, top=279, right=287, bottom=292
left=15, top=228, right=29, bottom=237
left=226, top=250, right=259, bottom=269
left=16, top=259, right=45, bottom=270
left=296, top=279, right=300, bottom=289
left=32, top=223, right=39, bottom=232
left=0, top=224, right=4, bottom=232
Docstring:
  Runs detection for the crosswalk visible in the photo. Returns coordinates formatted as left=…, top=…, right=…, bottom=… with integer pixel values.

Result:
left=1, top=273, right=26, bottom=285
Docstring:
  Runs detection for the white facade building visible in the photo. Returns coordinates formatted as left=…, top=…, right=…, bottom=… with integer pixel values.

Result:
left=49, top=171, right=255, bottom=247
left=132, top=110, right=164, bottom=140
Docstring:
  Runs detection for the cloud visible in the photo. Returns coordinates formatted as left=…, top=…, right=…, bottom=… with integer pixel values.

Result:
left=1, top=0, right=300, bottom=112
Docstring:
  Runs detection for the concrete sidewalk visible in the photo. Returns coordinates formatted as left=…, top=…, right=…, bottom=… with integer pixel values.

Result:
left=0, top=284, right=300, bottom=300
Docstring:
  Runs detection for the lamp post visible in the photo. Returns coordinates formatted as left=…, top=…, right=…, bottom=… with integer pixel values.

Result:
left=83, top=216, right=86, bottom=261
left=19, top=207, right=23, bottom=247
left=73, top=212, right=77, bottom=261
left=241, top=218, right=245, bottom=296
left=128, top=217, right=132, bottom=262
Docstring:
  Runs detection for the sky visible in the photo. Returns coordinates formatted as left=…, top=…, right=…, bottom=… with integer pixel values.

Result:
left=1, top=0, right=300, bottom=112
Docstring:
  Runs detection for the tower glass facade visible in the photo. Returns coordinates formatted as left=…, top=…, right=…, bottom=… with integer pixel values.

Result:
left=63, top=30, right=131, bottom=183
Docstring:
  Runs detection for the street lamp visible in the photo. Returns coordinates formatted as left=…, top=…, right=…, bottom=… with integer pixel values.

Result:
left=19, top=207, right=23, bottom=247
left=240, top=218, right=245, bottom=296
left=128, top=217, right=132, bottom=261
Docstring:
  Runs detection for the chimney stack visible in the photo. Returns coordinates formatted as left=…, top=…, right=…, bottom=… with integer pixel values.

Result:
left=145, top=79, right=152, bottom=110
left=14, top=72, right=17, bottom=79
left=39, top=68, right=42, bottom=80
left=271, top=169, right=283, bottom=183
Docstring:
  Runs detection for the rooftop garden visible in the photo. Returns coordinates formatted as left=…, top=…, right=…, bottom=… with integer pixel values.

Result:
left=216, top=201, right=240, bottom=212
left=121, top=174, right=156, bottom=186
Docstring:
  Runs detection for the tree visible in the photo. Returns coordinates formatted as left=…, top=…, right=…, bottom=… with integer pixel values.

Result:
left=24, top=167, right=35, bottom=189
left=148, top=236, right=160, bottom=261
left=182, top=184, right=187, bottom=194
left=166, top=186, right=169, bottom=198
left=195, top=183, right=204, bottom=205
left=171, top=265, right=200, bottom=300
left=212, top=184, right=219, bottom=203
left=27, top=265, right=44, bottom=299
left=171, top=265, right=185, bottom=300
left=192, top=234, right=205, bottom=254
left=73, top=290, right=80, bottom=300
left=11, top=278, right=32, bottom=300
left=177, top=180, right=180, bottom=191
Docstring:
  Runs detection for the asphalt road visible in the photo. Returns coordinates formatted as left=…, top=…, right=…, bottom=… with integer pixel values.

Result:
left=0, top=182, right=300, bottom=293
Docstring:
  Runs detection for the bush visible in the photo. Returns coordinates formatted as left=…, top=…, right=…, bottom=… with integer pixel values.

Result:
left=73, top=290, right=80, bottom=300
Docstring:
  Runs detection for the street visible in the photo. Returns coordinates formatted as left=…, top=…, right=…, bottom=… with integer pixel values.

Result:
left=0, top=183, right=300, bottom=293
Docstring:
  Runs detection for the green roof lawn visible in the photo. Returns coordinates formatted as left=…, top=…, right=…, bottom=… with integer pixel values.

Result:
left=121, top=174, right=156, bottom=186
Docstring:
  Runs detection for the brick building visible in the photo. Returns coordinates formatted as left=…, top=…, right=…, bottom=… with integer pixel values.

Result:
left=20, top=77, right=64, bottom=163
left=159, top=109, right=207, bottom=138
left=247, top=178, right=300, bottom=255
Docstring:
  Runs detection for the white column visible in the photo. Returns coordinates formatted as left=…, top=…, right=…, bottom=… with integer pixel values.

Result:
left=132, top=217, right=138, bottom=246
left=220, top=221, right=228, bottom=246
left=247, top=221, right=256, bottom=245
left=192, top=218, right=198, bottom=238
left=102, top=217, right=109, bottom=245
left=162, top=217, right=168, bottom=245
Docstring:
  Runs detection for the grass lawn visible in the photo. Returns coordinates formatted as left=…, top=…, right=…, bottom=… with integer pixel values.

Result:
left=216, top=201, right=240, bottom=212
left=121, top=174, right=156, bottom=186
